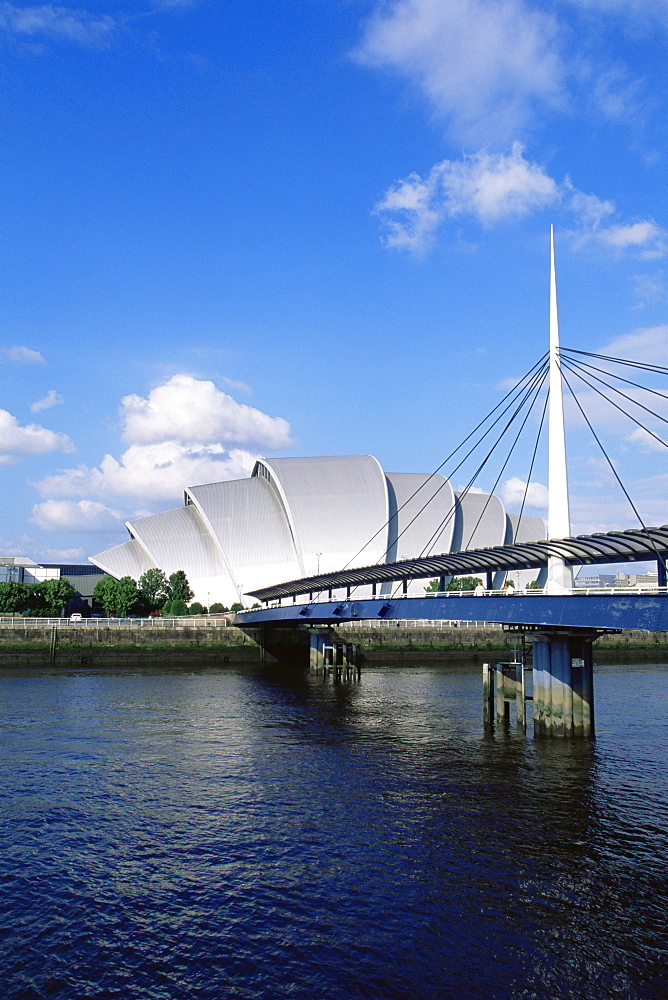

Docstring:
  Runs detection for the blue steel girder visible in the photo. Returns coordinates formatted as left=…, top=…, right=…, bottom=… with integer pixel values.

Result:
left=236, top=593, right=668, bottom=633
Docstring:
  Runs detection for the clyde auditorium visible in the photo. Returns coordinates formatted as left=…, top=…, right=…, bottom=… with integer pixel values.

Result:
left=89, top=455, right=546, bottom=606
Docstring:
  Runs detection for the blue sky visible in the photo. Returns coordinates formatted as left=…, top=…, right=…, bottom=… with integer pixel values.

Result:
left=1, top=0, right=667, bottom=564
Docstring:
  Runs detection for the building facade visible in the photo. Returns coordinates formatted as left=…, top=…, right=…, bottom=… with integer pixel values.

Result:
left=90, top=455, right=546, bottom=605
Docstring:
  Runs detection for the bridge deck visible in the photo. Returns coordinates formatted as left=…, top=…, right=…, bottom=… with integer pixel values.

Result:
left=237, top=593, right=668, bottom=633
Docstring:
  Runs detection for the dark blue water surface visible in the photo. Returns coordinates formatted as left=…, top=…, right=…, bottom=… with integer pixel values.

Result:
left=1, top=659, right=667, bottom=1000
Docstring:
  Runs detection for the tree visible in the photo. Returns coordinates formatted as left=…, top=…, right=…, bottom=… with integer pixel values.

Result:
left=229, top=602, right=244, bottom=613
left=115, top=576, right=140, bottom=617
left=209, top=602, right=229, bottom=614
left=167, top=570, right=193, bottom=604
left=29, top=579, right=76, bottom=616
left=424, top=579, right=441, bottom=594
left=138, top=568, right=169, bottom=609
left=0, top=581, right=31, bottom=614
left=188, top=602, right=207, bottom=615
left=163, top=598, right=188, bottom=617
left=93, top=576, right=120, bottom=616
left=527, top=579, right=543, bottom=590
left=445, top=576, right=483, bottom=592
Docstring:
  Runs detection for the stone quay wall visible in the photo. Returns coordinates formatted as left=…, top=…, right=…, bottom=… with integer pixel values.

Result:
left=0, top=622, right=666, bottom=667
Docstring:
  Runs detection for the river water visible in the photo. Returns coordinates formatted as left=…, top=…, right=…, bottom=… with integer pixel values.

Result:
left=1, top=658, right=667, bottom=1000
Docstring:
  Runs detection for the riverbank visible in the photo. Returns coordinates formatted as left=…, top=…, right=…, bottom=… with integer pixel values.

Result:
left=1, top=623, right=667, bottom=667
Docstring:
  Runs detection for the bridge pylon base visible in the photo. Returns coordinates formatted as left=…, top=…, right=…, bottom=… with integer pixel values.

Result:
left=309, top=629, right=361, bottom=678
left=530, top=630, right=595, bottom=738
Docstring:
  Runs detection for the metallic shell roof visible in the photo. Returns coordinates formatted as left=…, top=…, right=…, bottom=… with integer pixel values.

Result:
left=89, top=538, right=155, bottom=580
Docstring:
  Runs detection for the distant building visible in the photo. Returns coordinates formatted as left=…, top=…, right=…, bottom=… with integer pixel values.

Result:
left=0, top=556, right=106, bottom=608
left=615, top=572, right=659, bottom=589
left=90, top=454, right=546, bottom=605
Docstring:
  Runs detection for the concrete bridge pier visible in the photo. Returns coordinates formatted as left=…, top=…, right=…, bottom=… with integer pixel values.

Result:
left=309, top=629, right=361, bottom=678
left=483, top=661, right=525, bottom=729
left=531, top=630, right=595, bottom=738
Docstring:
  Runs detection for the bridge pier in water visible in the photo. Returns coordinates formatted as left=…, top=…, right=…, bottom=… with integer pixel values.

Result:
left=309, top=629, right=361, bottom=679
left=532, top=630, right=595, bottom=738
left=485, top=628, right=598, bottom=738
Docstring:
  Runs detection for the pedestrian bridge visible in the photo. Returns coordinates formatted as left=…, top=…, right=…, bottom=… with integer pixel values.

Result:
left=235, top=525, right=668, bottom=740
left=236, top=589, right=668, bottom=633
left=236, top=523, right=668, bottom=633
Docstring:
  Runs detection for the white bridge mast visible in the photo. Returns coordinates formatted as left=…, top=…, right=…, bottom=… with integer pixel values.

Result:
left=547, top=225, right=573, bottom=593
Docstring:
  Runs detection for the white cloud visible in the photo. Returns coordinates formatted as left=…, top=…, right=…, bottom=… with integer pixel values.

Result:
left=35, top=546, right=86, bottom=560
left=631, top=272, right=665, bottom=308
left=31, top=499, right=124, bottom=531
left=356, top=0, right=668, bottom=147
left=32, top=374, right=291, bottom=505
left=625, top=427, right=667, bottom=454
left=1, top=345, right=45, bottom=363
left=221, top=376, right=252, bottom=395
left=0, top=409, right=74, bottom=465
left=501, top=476, right=549, bottom=510
left=0, top=3, right=116, bottom=46
left=594, top=221, right=666, bottom=259
left=36, top=442, right=259, bottom=503
left=31, top=389, right=64, bottom=413
left=375, top=144, right=559, bottom=254
left=563, top=0, right=668, bottom=28
left=600, top=325, right=668, bottom=365
left=120, top=374, right=291, bottom=448
left=375, top=145, right=667, bottom=257
left=356, top=0, right=563, bottom=145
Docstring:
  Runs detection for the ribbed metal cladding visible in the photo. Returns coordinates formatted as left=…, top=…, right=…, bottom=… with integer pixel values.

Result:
left=187, top=477, right=301, bottom=594
left=127, top=505, right=222, bottom=579
left=260, top=455, right=389, bottom=576
left=89, top=539, right=155, bottom=579
left=452, top=491, right=507, bottom=552
left=385, top=472, right=455, bottom=561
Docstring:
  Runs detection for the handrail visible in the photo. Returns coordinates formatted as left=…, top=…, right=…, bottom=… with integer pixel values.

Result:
left=0, top=615, right=229, bottom=628
left=265, top=585, right=668, bottom=607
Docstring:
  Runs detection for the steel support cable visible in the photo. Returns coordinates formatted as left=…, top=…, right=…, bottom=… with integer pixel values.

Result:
left=515, top=389, right=549, bottom=533
left=381, top=358, right=549, bottom=589
left=305, top=354, right=550, bottom=604
left=561, top=357, right=668, bottom=451
left=414, top=362, right=549, bottom=561
left=561, top=347, right=668, bottom=376
left=559, top=364, right=668, bottom=575
left=386, top=363, right=549, bottom=599
left=342, top=352, right=549, bottom=571
left=559, top=354, right=668, bottom=411
left=420, top=365, right=548, bottom=561
left=387, top=358, right=550, bottom=563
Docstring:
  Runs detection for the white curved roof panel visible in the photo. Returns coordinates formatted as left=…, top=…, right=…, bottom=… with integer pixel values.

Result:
left=89, top=539, right=155, bottom=580
left=385, top=472, right=455, bottom=561
left=127, top=504, right=222, bottom=580
left=186, top=476, right=301, bottom=594
left=257, top=455, right=389, bottom=575
left=453, top=491, right=507, bottom=552
left=507, top=512, right=547, bottom=545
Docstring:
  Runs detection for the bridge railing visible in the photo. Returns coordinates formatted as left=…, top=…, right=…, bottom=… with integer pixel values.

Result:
left=336, top=619, right=503, bottom=629
left=264, top=585, right=667, bottom=606
left=0, top=616, right=230, bottom=628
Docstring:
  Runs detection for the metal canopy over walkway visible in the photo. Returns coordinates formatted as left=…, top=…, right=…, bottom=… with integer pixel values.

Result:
left=245, top=524, right=668, bottom=604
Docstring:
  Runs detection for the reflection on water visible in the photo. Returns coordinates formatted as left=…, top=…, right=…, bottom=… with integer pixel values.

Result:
left=1, top=660, right=667, bottom=999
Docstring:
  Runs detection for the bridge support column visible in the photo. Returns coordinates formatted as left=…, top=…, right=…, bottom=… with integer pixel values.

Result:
left=483, top=661, right=525, bottom=730
left=309, top=630, right=361, bottom=677
left=531, top=631, right=594, bottom=738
